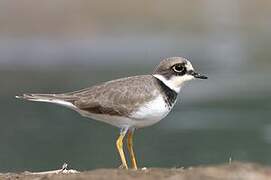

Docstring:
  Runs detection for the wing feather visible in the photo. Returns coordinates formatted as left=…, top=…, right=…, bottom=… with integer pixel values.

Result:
left=70, top=75, right=159, bottom=116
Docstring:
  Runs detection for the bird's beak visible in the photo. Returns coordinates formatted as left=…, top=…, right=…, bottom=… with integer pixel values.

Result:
left=188, top=70, right=208, bottom=79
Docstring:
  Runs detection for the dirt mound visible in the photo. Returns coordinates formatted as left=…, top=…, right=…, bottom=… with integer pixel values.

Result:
left=1, top=162, right=271, bottom=180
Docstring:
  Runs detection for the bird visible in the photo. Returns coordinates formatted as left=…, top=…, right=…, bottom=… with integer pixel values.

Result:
left=16, top=57, right=207, bottom=170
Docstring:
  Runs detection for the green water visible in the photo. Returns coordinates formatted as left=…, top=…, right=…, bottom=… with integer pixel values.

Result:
left=0, top=67, right=270, bottom=172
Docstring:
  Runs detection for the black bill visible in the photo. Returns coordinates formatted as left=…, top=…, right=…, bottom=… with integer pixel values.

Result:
left=187, top=70, right=208, bottom=79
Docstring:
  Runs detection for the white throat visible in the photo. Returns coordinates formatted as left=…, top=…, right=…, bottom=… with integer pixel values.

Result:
left=153, top=74, right=181, bottom=93
left=153, top=74, right=194, bottom=93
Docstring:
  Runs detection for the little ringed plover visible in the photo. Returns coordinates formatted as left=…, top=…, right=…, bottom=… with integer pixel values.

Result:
left=16, top=57, right=207, bottom=170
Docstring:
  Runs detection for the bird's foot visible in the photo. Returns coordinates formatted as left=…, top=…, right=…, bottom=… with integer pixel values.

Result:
left=118, top=164, right=128, bottom=169
left=141, top=167, right=148, bottom=170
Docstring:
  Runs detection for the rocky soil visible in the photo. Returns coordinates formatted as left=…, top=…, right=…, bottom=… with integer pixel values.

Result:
left=1, top=162, right=271, bottom=180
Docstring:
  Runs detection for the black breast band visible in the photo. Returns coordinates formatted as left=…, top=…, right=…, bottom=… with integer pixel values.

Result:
left=155, top=78, right=178, bottom=107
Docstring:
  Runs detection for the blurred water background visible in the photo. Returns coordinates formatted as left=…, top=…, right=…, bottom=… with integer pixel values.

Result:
left=0, top=0, right=271, bottom=172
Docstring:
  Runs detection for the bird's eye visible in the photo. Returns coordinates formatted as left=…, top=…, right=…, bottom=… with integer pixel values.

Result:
left=172, top=64, right=185, bottom=73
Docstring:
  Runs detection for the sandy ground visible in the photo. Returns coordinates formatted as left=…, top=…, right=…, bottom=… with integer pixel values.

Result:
left=1, top=162, right=271, bottom=180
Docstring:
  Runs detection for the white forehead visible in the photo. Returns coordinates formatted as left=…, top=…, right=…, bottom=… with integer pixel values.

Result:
left=185, top=60, right=194, bottom=71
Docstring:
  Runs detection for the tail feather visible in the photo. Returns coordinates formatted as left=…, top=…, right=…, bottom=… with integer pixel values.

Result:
left=15, top=93, right=77, bottom=109
left=16, top=93, right=51, bottom=100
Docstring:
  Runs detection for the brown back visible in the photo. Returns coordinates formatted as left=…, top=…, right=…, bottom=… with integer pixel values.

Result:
left=64, top=75, right=161, bottom=116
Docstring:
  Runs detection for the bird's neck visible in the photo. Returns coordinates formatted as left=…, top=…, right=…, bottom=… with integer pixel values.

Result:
left=153, top=75, right=179, bottom=107
left=153, top=74, right=181, bottom=93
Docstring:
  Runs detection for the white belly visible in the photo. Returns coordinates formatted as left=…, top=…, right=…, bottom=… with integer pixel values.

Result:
left=129, top=95, right=173, bottom=128
left=79, top=95, right=174, bottom=129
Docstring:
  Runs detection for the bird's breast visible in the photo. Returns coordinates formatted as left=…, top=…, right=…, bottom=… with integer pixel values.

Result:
left=129, top=95, right=174, bottom=126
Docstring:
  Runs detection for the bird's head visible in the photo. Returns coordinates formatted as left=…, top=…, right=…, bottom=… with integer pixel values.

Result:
left=153, top=57, right=207, bottom=93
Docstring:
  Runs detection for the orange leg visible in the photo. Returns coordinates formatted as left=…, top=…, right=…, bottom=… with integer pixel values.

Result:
left=127, top=129, right=138, bottom=170
left=116, top=128, right=128, bottom=169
